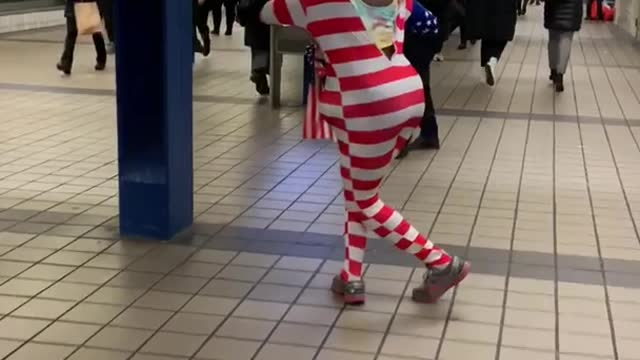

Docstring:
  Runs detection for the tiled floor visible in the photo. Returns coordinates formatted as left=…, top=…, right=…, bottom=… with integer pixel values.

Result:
left=1, top=6, right=640, bottom=360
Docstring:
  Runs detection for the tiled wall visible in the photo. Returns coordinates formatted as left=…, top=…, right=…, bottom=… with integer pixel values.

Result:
left=0, top=9, right=64, bottom=34
left=615, top=0, right=640, bottom=40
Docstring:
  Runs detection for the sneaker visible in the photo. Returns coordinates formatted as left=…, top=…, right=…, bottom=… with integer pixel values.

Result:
left=433, top=53, right=444, bottom=62
left=484, top=57, right=497, bottom=86
left=412, top=256, right=470, bottom=303
left=106, top=42, right=116, bottom=55
left=331, top=275, right=366, bottom=305
left=56, top=62, right=71, bottom=75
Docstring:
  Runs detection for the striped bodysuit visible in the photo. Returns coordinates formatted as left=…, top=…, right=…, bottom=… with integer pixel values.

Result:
left=261, top=0, right=452, bottom=284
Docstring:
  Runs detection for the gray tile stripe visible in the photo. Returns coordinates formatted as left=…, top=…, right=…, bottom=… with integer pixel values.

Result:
left=2, top=82, right=639, bottom=126
left=2, top=219, right=637, bottom=288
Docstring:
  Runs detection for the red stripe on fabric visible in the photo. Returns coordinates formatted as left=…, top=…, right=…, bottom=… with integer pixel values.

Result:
left=324, top=45, right=381, bottom=64
left=273, top=0, right=294, bottom=25
left=339, top=65, right=416, bottom=91
left=343, top=89, right=423, bottom=118
left=347, top=234, right=367, bottom=248
left=394, top=220, right=411, bottom=237
left=351, top=178, right=383, bottom=191
left=394, top=238, right=413, bottom=250
left=322, top=114, right=346, bottom=130
left=346, top=123, right=405, bottom=145
left=375, top=226, right=392, bottom=238
left=344, top=189, right=355, bottom=201
left=372, top=205, right=394, bottom=224
left=318, top=90, right=341, bottom=105
left=350, top=153, right=392, bottom=170
left=356, top=196, right=378, bottom=210
left=347, top=211, right=367, bottom=222
left=307, top=17, right=364, bottom=37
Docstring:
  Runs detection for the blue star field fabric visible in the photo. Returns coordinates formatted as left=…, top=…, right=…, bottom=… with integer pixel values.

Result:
left=407, top=1, right=439, bottom=36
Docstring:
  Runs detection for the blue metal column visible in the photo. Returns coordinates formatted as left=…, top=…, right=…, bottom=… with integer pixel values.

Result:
left=114, top=0, right=193, bottom=239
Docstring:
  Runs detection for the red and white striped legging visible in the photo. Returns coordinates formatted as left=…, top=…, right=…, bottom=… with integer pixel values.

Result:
left=331, top=123, right=453, bottom=282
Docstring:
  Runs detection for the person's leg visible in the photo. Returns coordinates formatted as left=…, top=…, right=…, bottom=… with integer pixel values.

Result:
left=333, top=131, right=468, bottom=304
left=250, top=47, right=270, bottom=95
left=554, top=31, right=574, bottom=92
left=480, top=39, right=492, bottom=66
left=58, top=16, right=78, bottom=74
left=211, top=0, right=223, bottom=34
left=548, top=29, right=560, bottom=80
left=99, top=0, right=115, bottom=45
left=596, top=0, right=604, bottom=20
left=196, top=2, right=211, bottom=55
left=93, top=32, right=107, bottom=70
left=420, top=64, right=439, bottom=144
left=224, top=0, right=237, bottom=35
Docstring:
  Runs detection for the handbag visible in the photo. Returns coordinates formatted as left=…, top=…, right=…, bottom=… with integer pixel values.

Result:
left=302, top=45, right=336, bottom=141
left=74, top=2, right=102, bottom=35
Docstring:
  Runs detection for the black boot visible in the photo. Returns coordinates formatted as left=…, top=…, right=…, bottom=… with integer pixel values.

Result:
left=250, top=72, right=270, bottom=95
left=555, top=73, right=564, bottom=92
left=56, top=61, right=71, bottom=75
left=549, top=69, right=557, bottom=82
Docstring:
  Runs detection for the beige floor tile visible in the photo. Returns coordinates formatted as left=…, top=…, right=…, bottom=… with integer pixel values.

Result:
left=12, top=298, right=76, bottom=319
left=500, top=347, right=556, bottom=360
left=196, top=337, right=261, bottom=360
left=439, top=340, right=496, bottom=360
left=183, top=295, right=240, bottom=316
left=6, top=343, right=75, bottom=360
left=316, top=349, right=375, bottom=360
left=445, top=321, right=500, bottom=344
left=502, top=326, right=556, bottom=351
left=504, top=308, right=555, bottom=330
left=284, top=305, right=340, bottom=326
left=86, top=326, right=154, bottom=351
left=335, top=310, right=393, bottom=332
left=141, top=331, right=207, bottom=357
left=61, top=303, right=125, bottom=324
left=67, top=348, right=131, bottom=360
left=559, top=332, right=615, bottom=357
left=111, top=307, right=174, bottom=330
left=0, top=317, right=51, bottom=340
left=270, top=322, right=329, bottom=346
left=325, top=328, right=384, bottom=353
left=380, top=334, right=439, bottom=359
left=390, top=314, right=445, bottom=338
left=216, top=317, right=277, bottom=341
left=233, top=299, right=289, bottom=320
left=254, top=343, right=316, bottom=360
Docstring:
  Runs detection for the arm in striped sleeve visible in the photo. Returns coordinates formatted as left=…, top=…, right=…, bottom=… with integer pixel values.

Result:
left=260, top=0, right=308, bottom=28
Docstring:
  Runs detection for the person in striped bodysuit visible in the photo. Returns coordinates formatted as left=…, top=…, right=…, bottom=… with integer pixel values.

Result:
left=260, top=0, right=470, bottom=304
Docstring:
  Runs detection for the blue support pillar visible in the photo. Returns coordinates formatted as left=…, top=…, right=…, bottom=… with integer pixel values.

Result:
left=114, top=0, right=193, bottom=239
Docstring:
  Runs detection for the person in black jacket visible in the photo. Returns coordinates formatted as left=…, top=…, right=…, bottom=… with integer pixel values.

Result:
left=465, top=0, right=517, bottom=86
left=245, top=21, right=271, bottom=95
left=194, top=0, right=212, bottom=56
left=545, top=0, right=583, bottom=92
left=210, top=0, right=238, bottom=35
left=57, top=0, right=107, bottom=75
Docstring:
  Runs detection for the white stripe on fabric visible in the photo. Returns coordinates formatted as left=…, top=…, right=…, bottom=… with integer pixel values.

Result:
left=340, top=75, right=421, bottom=106
left=343, top=103, right=423, bottom=130
left=306, top=2, right=355, bottom=22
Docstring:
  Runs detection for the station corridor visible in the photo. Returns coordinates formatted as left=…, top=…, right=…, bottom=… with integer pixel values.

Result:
left=1, top=6, right=640, bottom=360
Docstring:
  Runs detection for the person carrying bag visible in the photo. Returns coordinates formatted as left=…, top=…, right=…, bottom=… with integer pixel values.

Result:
left=56, top=0, right=107, bottom=75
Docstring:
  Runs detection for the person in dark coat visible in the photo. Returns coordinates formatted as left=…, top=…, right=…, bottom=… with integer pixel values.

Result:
left=545, top=0, right=583, bottom=92
left=210, top=0, right=239, bottom=36
left=465, top=0, right=517, bottom=86
left=57, top=0, right=107, bottom=75
left=194, top=0, right=212, bottom=56
left=98, top=0, right=115, bottom=53
left=244, top=21, right=271, bottom=95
